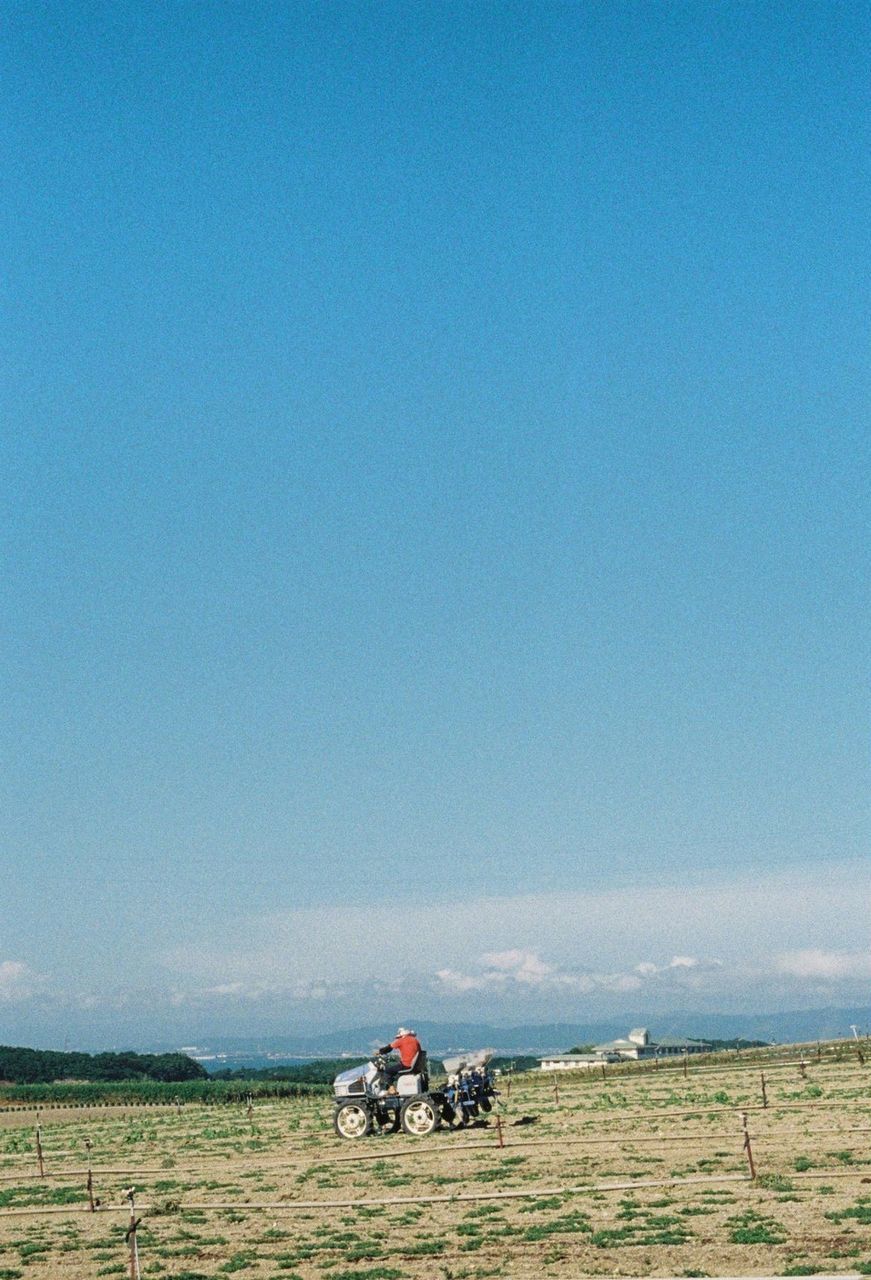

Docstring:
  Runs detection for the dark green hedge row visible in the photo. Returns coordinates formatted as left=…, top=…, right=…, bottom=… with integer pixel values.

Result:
left=0, top=1045, right=207, bottom=1085
left=0, top=1077, right=329, bottom=1106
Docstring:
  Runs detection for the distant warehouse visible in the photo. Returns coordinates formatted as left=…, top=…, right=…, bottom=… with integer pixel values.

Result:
left=540, top=1027, right=711, bottom=1071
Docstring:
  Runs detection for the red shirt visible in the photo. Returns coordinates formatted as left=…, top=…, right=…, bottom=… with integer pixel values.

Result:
left=390, top=1033, right=422, bottom=1068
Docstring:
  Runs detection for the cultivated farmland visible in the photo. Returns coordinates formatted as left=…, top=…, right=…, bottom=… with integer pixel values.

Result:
left=0, top=1042, right=868, bottom=1278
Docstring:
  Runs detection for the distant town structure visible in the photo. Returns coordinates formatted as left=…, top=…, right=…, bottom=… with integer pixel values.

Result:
left=539, top=1027, right=711, bottom=1071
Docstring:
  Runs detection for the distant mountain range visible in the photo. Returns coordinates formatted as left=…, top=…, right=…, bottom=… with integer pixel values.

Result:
left=167, top=1006, right=869, bottom=1059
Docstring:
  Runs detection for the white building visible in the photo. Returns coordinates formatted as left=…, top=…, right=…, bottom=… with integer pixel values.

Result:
left=539, top=1052, right=622, bottom=1071
left=539, top=1027, right=710, bottom=1070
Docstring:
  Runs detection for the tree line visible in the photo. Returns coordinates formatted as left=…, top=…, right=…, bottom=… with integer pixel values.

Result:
left=0, top=1045, right=207, bottom=1084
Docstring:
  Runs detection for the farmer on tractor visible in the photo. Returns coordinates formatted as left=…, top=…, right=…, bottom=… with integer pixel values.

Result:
left=377, top=1026, right=423, bottom=1091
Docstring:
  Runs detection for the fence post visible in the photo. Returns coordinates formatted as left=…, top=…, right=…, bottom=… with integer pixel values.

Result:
left=683, top=1050, right=688, bottom=1079
left=741, top=1112, right=756, bottom=1180
left=495, top=1113, right=505, bottom=1148
left=552, top=1073, right=561, bottom=1107
left=760, top=1072, right=768, bottom=1109
left=125, top=1188, right=142, bottom=1280
left=85, top=1138, right=95, bottom=1212
left=35, top=1118, right=45, bottom=1179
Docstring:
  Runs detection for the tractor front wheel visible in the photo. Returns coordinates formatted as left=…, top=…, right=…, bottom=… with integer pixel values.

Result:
left=334, top=1101, right=372, bottom=1139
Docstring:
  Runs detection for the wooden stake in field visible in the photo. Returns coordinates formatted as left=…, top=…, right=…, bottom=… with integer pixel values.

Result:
left=682, top=1050, right=688, bottom=1079
left=85, top=1138, right=95, bottom=1212
left=552, top=1072, right=561, bottom=1107
left=495, top=1113, right=505, bottom=1148
left=125, top=1188, right=142, bottom=1280
left=741, top=1111, right=756, bottom=1180
left=246, top=1092, right=254, bottom=1122
left=35, top=1123, right=45, bottom=1178
left=760, top=1072, right=768, bottom=1109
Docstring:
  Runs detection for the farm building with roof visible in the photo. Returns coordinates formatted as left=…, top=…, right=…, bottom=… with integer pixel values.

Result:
left=539, top=1027, right=711, bottom=1070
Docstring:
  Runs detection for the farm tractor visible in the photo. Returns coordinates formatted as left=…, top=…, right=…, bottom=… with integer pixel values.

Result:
left=332, top=1049, right=498, bottom=1139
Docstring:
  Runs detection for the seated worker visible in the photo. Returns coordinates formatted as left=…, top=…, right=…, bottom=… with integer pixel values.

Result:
left=378, top=1026, right=423, bottom=1090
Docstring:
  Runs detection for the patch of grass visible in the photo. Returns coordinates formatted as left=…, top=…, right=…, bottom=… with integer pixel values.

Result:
left=521, top=1212, right=592, bottom=1242
left=326, top=1270, right=404, bottom=1280
left=220, top=1252, right=258, bottom=1273
left=757, top=1173, right=795, bottom=1191
left=727, top=1210, right=787, bottom=1245
left=403, top=1239, right=445, bottom=1256
left=518, top=1196, right=564, bottom=1213
left=824, top=1199, right=871, bottom=1225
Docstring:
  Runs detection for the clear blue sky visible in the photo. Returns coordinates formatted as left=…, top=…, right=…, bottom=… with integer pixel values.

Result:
left=1, top=1, right=867, bottom=1046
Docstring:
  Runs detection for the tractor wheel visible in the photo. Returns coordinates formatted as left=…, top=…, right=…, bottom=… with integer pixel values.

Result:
left=400, top=1095, right=441, bottom=1137
left=334, top=1101, right=372, bottom=1139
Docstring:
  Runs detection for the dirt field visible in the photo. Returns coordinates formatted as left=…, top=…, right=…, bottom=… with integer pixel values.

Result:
left=0, top=1045, right=868, bottom=1278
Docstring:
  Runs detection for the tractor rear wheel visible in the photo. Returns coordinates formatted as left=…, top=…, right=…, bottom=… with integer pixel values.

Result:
left=334, top=1101, right=372, bottom=1139
left=400, top=1095, right=441, bottom=1137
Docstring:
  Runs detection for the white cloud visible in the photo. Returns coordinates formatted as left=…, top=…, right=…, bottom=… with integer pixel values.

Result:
left=480, top=950, right=554, bottom=983
left=433, top=949, right=713, bottom=999
left=0, top=961, right=41, bottom=1001
left=776, top=949, right=871, bottom=981
left=140, top=858, right=869, bottom=1017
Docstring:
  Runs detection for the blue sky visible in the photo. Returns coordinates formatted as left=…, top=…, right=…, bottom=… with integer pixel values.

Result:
left=1, top=1, right=868, bottom=1049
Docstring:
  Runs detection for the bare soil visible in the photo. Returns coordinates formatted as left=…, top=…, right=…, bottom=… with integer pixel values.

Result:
left=0, top=1046, right=868, bottom=1278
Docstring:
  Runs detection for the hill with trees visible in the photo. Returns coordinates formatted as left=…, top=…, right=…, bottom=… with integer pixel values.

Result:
left=0, top=1045, right=207, bottom=1085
